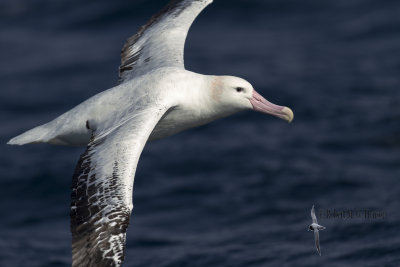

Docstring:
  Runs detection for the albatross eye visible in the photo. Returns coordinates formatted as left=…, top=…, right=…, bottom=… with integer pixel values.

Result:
left=236, top=87, right=244, bottom=93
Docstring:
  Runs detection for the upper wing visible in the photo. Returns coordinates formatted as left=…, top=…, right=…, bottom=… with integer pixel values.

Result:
left=70, top=105, right=170, bottom=267
left=311, top=205, right=317, bottom=224
left=118, top=0, right=213, bottom=83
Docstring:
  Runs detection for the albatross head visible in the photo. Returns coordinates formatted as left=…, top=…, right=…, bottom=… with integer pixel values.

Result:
left=215, top=76, right=294, bottom=122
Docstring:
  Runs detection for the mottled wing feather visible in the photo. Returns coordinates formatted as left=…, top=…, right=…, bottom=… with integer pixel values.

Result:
left=71, top=106, right=169, bottom=267
left=311, top=205, right=317, bottom=224
left=119, top=0, right=213, bottom=83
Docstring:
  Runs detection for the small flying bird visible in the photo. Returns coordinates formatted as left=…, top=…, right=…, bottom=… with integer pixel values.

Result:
left=309, top=205, right=326, bottom=256
left=7, top=0, right=294, bottom=266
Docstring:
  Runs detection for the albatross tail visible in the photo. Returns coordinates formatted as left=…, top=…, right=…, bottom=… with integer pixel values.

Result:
left=7, top=118, right=91, bottom=146
left=7, top=124, right=53, bottom=146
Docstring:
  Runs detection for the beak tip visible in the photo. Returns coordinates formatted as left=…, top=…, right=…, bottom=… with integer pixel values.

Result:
left=282, top=107, right=294, bottom=123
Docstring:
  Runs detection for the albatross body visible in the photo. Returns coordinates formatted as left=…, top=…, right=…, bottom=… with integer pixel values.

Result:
left=8, top=0, right=293, bottom=266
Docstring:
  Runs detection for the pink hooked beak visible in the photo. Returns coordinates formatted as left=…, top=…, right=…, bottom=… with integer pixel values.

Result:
left=249, top=90, right=294, bottom=122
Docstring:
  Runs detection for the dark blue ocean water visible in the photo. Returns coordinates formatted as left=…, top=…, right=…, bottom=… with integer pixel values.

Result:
left=1, top=0, right=400, bottom=266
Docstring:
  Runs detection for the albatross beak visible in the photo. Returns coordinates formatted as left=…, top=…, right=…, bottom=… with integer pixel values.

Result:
left=250, top=90, right=294, bottom=123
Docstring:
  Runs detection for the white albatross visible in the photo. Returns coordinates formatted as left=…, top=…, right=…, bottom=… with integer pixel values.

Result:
left=309, top=205, right=326, bottom=256
left=7, top=0, right=294, bottom=266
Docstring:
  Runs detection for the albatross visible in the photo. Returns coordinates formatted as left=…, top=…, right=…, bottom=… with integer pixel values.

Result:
left=309, top=205, right=326, bottom=256
left=8, top=0, right=294, bottom=266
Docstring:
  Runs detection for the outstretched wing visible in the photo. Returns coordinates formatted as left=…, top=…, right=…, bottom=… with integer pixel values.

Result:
left=314, top=230, right=321, bottom=256
left=311, top=205, right=318, bottom=224
left=70, top=105, right=170, bottom=267
left=118, top=0, right=213, bottom=83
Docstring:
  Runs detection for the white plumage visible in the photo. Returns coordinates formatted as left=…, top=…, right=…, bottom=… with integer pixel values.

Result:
left=309, top=205, right=326, bottom=256
left=8, top=0, right=293, bottom=266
